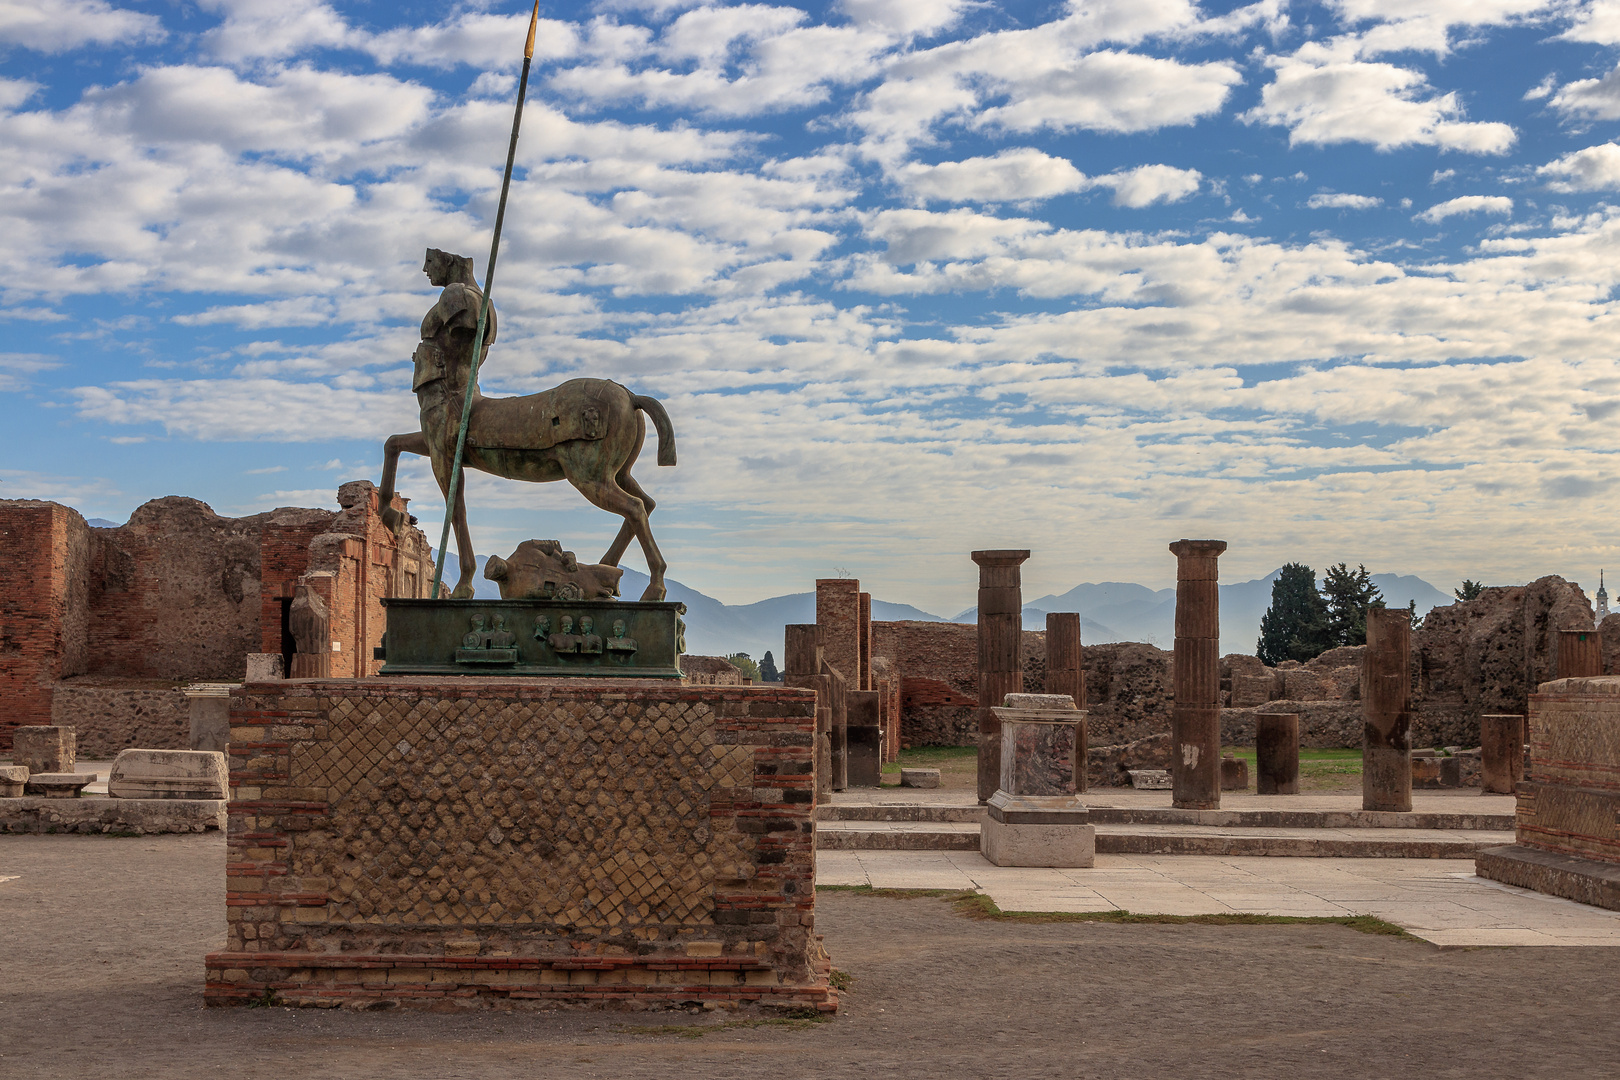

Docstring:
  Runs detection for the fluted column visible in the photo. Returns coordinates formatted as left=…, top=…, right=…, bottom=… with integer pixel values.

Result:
left=1170, top=539, right=1225, bottom=810
left=1362, top=606, right=1413, bottom=812
left=1045, top=612, right=1087, bottom=792
left=974, top=549, right=1030, bottom=804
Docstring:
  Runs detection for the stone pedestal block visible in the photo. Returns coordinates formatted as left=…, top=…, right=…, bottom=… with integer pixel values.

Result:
left=24, top=773, right=94, bottom=798
left=13, top=726, right=74, bottom=774
left=1169, top=539, right=1226, bottom=810
left=1256, top=713, right=1300, bottom=795
left=183, top=683, right=238, bottom=754
left=206, top=678, right=835, bottom=1012
left=973, top=550, right=1031, bottom=804
left=1362, top=607, right=1413, bottom=813
left=900, top=768, right=940, bottom=789
left=244, top=653, right=284, bottom=681
left=108, top=749, right=228, bottom=800
left=981, top=810, right=1095, bottom=868
left=1220, top=756, right=1249, bottom=791
left=846, top=690, right=883, bottom=788
left=0, top=765, right=27, bottom=798
left=981, top=693, right=1092, bottom=867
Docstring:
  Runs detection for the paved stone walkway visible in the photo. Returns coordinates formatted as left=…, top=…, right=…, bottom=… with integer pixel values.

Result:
left=817, top=849, right=1620, bottom=947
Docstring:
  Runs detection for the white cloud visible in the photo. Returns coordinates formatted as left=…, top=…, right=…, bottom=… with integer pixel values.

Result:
left=1539, top=142, right=1620, bottom=191
left=1550, top=66, right=1620, bottom=119
left=198, top=0, right=352, bottom=63
left=838, top=0, right=971, bottom=37
left=1307, top=193, right=1383, bottom=209
left=1244, top=49, right=1517, bottom=153
left=0, top=0, right=163, bottom=53
left=1413, top=195, right=1513, bottom=222
left=894, top=149, right=1087, bottom=204
left=1089, top=164, right=1202, bottom=207
left=1323, top=0, right=1552, bottom=58
left=1560, top=0, right=1620, bottom=44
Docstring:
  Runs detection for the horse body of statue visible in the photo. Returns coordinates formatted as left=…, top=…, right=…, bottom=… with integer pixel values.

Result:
left=378, top=248, right=675, bottom=602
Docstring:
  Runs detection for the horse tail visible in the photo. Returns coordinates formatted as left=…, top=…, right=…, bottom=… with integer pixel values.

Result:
left=631, top=393, right=677, bottom=466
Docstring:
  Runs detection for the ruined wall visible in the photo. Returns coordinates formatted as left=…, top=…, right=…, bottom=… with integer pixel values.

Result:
left=210, top=679, right=832, bottom=1010
left=681, top=655, right=744, bottom=685
left=88, top=497, right=268, bottom=681
left=50, top=676, right=190, bottom=758
left=258, top=507, right=336, bottom=658
left=872, top=621, right=1047, bottom=747
left=0, top=501, right=93, bottom=749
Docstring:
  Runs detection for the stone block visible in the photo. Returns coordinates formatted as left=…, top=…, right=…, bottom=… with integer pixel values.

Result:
left=899, top=768, right=940, bottom=789
left=1255, top=712, right=1299, bottom=795
left=108, top=749, right=229, bottom=800
left=982, top=795, right=1094, bottom=868
left=1230, top=674, right=1274, bottom=708
left=0, top=765, right=27, bottom=798
left=183, top=683, right=237, bottom=754
left=245, top=653, right=285, bottom=681
left=0, top=795, right=225, bottom=834
left=1127, top=769, right=1171, bottom=789
left=1220, top=756, right=1249, bottom=791
left=24, top=772, right=95, bottom=798
left=13, top=726, right=74, bottom=774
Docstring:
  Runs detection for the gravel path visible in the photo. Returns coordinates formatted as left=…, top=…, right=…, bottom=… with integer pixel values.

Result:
left=2, top=833, right=1615, bottom=1079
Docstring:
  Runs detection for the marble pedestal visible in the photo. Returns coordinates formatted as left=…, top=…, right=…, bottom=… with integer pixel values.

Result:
left=980, top=694, right=1094, bottom=868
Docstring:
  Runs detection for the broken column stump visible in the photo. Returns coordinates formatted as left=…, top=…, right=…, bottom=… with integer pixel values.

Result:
left=1169, top=540, right=1226, bottom=810
left=1362, top=606, right=1414, bottom=813
left=1558, top=630, right=1603, bottom=679
left=972, top=549, right=1030, bottom=805
left=981, top=693, right=1093, bottom=868
left=1255, top=712, right=1300, bottom=795
left=1481, top=713, right=1526, bottom=794
left=1044, top=612, right=1087, bottom=793
left=1220, top=755, right=1249, bottom=791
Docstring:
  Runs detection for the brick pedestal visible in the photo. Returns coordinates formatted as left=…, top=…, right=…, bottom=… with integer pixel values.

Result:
left=206, top=678, right=835, bottom=1011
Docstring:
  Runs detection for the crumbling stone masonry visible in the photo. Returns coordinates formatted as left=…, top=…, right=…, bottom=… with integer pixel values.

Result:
left=206, top=679, right=835, bottom=1011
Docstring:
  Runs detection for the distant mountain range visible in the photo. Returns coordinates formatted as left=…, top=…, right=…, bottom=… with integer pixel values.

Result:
left=443, top=552, right=1458, bottom=663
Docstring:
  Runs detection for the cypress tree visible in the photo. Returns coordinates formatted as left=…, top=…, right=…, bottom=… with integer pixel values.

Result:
left=1256, top=563, right=1331, bottom=665
left=759, top=650, right=780, bottom=682
left=1322, top=562, right=1383, bottom=647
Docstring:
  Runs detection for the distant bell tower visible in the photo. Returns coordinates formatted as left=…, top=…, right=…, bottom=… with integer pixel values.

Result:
left=1597, top=570, right=1611, bottom=627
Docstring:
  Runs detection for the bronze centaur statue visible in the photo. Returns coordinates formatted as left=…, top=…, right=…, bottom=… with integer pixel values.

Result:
left=378, top=248, right=675, bottom=602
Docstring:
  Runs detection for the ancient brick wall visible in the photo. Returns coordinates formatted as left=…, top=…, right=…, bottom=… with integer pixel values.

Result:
left=209, top=678, right=833, bottom=1010
left=87, top=497, right=268, bottom=681
left=681, top=655, right=744, bottom=685
left=0, top=501, right=92, bottom=749
left=1513, top=677, right=1620, bottom=865
left=258, top=507, right=336, bottom=656
left=871, top=621, right=1045, bottom=747
left=51, top=676, right=190, bottom=758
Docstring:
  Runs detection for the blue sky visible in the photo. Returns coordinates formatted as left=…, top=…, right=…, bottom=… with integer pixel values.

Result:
left=4, top=0, right=1620, bottom=612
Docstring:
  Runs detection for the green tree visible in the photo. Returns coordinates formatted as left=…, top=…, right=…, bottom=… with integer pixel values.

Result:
left=1256, top=563, right=1331, bottom=665
left=759, top=650, right=780, bottom=682
left=1455, top=579, right=1485, bottom=601
left=1321, top=562, right=1383, bottom=647
left=726, top=652, right=761, bottom=682
left=1406, top=598, right=1423, bottom=631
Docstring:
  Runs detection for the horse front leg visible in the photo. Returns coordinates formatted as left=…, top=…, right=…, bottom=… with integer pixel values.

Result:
left=379, top=430, right=429, bottom=534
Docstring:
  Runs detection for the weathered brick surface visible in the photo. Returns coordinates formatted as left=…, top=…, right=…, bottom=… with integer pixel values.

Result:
left=206, top=678, right=834, bottom=1011
left=0, top=502, right=92, bottom=751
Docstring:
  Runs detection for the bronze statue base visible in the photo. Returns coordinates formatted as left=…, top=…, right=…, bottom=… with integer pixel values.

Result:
left=378, top=598, right=685, bottom=677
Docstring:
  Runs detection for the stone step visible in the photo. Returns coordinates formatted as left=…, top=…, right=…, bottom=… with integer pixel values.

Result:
left=816, top=802, right=1512, bottom=831
left=814, top=821, right=1502, bottom=858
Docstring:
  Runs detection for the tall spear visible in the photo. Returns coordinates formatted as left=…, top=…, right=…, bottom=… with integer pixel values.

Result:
left=431, top=1, right=540, bottom=597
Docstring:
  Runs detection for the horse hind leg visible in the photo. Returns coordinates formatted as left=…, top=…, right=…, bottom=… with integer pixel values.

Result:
left=601, top=467, right=655, bottom=568
left=572, top=475, right=666, bottom=603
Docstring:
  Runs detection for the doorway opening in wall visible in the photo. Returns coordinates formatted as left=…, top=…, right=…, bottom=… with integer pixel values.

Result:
left=280, top=597, right=295, bottom=675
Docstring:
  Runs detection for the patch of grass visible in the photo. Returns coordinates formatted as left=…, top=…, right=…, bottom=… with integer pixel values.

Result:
left=829, top=968, right=853, bottom=992
left=244, top=988, right=283, bottom=1008
left=821, top=884, right=1415, bottom=940
left=880, top=744, right=977, bottom=779
left=613, top=1012, right=831, bottom=1039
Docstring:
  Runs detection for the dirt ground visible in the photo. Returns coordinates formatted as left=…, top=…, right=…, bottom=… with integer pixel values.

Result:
left=2, top=833, right=1615, bottom=1079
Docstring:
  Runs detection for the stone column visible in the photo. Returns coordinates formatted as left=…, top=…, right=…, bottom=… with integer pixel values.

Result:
left=858, top=592, right=872, bottom=692
left=1045, top=612, right=1087, bottom=792
left=1558, top=630, right=1603, bottom=679
left=1255, top=712, right=1299, bottom=795
left=1169, top=540, right=1226, bottom=810
left=1362, top=606, right=1413, bottom=812
left=1480, top=714, right=1525, bottom=794
left=824, top=660, right=848, bottom=791
left=973, top=550, right=1031, bottom=804
left=784, top=624, right=829, bottom=794
left=815, top=579, right=862, bottom=691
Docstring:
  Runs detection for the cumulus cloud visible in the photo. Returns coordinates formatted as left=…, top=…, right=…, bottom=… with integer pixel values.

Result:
left=894, top=152, right=1200, bottom=208
left=1307, top=193, right=1383, bottom=209
left=0, top=0, right=164, bottom=53
left=1244, top=48, right=1517, bottom=153
left=1550, top=65, right=1620, bottom=119
left=1413, top=195, right=1513, bottom=223
left=1560, top=0, right=1620, bottom=44
left=838, top=0, right=972, bottom=37
left=1089, top=164, right=1202, bottom=207
left=1539, top=142, right=1620, bottom=190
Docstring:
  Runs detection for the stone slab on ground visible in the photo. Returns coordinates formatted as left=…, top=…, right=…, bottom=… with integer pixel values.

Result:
left=818, top=849, right=1620, bottom=947
left=0, top=796, right=225, bottom=834
left=107, top=749, right=228, bottom=800
left=0, top=766, right=26, bottom=798
left=1476, top=844, right=1620, bottom=912
left=23, top=773, right=95, bottom=798
left=1129, top=769, right=1171, bottom=789
left=899, top=768, right=940, bottom=789
left=982, top=817, right=1095, bottom=868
